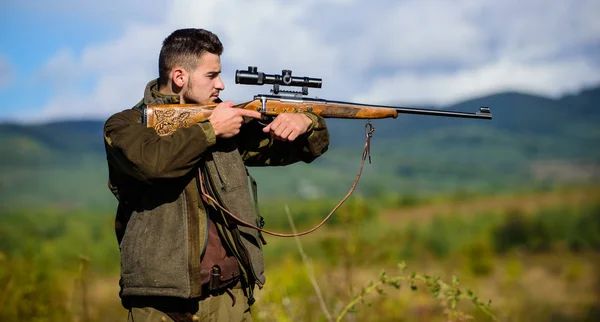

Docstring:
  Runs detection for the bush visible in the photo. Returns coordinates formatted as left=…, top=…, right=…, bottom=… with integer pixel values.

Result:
left=491, top=203, right=600, bottom=253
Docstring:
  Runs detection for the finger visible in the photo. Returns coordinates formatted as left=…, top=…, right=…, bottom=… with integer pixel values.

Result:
left=236, top=109, right=263, bottom=119
left=262, top=123, right=271, bottom=133
left=268, top=117, right=282, bottom=132
left=288, top=131, right=299, bottom=141
left=280, top=127, right=293, bottom=141
left=216, top=101, right=235, bottom=109
left=273, top=124, right=286, bottom=137
left=234, top=115, right=244, bottom=124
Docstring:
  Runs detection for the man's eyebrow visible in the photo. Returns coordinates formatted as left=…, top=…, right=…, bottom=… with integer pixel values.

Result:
left=207, top=70, right=221, bottom=75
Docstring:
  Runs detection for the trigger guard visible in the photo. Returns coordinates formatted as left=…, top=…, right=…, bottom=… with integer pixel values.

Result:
left=258, top=115, right=275, bottom=126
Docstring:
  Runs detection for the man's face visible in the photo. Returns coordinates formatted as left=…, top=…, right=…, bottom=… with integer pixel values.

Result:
left=182, top=52, right=224, bottom=104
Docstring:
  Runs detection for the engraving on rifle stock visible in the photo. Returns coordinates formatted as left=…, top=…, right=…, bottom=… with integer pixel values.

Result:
left=153, top=108, right=204, bottom=136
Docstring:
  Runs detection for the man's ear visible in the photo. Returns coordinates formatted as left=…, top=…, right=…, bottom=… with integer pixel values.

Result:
left=171, top=67, right=187, bottom=88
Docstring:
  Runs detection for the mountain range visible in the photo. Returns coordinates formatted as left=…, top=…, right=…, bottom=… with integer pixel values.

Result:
left=1, top=85, right=599, bottom=211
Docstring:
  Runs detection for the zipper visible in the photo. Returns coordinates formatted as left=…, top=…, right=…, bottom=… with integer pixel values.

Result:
left=230, top=227, right=262, bottom=288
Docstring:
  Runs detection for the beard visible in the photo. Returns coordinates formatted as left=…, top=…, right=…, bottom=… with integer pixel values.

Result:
left=183, top=79, right=218, bottom=104
left=182, top=79, right=199, bottom=104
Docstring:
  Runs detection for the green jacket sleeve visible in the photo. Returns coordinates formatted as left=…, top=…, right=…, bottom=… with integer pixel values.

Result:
left=104, top=109, right=216, bottom=183
left=236, top=112, right=330, bottom=166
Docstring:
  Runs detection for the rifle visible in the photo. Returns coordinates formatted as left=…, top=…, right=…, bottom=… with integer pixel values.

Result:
left=145, top=66, right=491, bottom=136
left=144, top=67, right=492, bottom=237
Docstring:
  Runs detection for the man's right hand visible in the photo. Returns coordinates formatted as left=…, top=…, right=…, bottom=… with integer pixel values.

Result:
left=208, top=101, right=263, bottom=138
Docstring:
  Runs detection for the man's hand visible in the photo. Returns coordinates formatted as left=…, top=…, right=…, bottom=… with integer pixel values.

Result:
left=262, top=113, right=313, bottom=141
left=208, top=101, right=262, bottom=138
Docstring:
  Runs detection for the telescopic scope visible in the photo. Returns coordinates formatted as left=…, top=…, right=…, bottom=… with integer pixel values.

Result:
left=235, top=66, right=322, bottom=88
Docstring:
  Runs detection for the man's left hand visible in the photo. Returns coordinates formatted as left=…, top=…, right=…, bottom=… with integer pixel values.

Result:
left=262, top=113, right=313, bottom=141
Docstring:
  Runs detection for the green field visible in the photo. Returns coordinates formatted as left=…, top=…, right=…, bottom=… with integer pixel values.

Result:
left=1, top=186, right=599, bottom=321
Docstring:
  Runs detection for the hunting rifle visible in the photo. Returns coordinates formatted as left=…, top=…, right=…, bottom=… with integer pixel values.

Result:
left=145, top=66, right=491, bottom=136
left=144, top=67, right=492, bottom=237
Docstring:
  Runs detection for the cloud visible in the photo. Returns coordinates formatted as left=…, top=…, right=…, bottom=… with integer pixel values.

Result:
left=35, top=49, right=79, bottom=92
left=28, top=23, right=167, bottom=122
left=27, top=0, right=600, bottom=121
left=0, top=56, right=13, bottom=89
left=353, top=57, right=600, bottom=106
left=476, top=0, right=600, bottom=62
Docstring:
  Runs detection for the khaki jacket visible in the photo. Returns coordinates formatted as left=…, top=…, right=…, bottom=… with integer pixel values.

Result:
left=103, top=80, right=329, bottom=304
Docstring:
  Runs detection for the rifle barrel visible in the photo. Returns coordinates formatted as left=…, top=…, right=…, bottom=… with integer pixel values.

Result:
left=324, top=99, right=492, bottom=120
left=395, top=106, right=492, bottom=119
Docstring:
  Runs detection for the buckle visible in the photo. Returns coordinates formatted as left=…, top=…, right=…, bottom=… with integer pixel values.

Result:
left=209, top=266, right=221, bottom=291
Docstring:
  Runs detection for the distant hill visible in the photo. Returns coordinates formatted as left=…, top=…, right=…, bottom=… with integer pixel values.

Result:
left=559, top=86, right=600, bottom=116
left=1, top=85, right=599, bottom=210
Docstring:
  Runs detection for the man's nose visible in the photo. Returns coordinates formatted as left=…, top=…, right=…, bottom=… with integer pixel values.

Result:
left=215, top=76, right=225, bottom=90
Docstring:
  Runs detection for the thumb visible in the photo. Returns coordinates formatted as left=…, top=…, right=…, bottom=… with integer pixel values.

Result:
left=262, top=123, right=271, bottom=133
left=216, top=101, right=235, bottom=109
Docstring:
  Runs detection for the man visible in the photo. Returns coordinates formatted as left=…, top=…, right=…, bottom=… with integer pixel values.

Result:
left=103, top=28, right=330, bottom=321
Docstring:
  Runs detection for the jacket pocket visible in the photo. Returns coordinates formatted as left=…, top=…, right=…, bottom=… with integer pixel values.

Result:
left=119, top=193, right=191, bottom=297
left=210, top=148, right=248, bottom=192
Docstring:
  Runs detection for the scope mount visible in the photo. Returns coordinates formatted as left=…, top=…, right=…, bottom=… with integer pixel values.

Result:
left=272, top=83, right=308, bottom=96
left=235, top=66, right=322, bottom=97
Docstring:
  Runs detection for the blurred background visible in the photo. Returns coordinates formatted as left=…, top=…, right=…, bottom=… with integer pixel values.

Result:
left=1, top=0, right=599, bottom=321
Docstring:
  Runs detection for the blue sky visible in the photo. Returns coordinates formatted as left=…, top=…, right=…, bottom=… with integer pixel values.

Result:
left=1, top=0, right=599, bottom=123
left=1, top=6, right=118, bottom=117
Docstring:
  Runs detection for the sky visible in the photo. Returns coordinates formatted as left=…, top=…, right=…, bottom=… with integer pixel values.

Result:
left=0, top=0, right=599, bottom=123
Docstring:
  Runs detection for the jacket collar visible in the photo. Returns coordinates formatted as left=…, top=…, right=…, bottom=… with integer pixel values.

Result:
left=143, top=79, right=181, bottom=105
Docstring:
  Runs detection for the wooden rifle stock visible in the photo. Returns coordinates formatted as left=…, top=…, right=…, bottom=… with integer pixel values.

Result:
left=146, top=99, right=399, bottom=135
left=146, top=103, right=218, bottom=136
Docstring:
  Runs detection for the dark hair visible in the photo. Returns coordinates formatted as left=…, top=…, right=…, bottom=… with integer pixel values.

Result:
left=158, top=28, right=224, bottom=86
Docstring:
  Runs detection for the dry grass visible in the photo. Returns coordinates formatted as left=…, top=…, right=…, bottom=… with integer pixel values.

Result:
left=381, top=186, right=600, bottom=225
left=281, top=252, right=600, bottom=321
